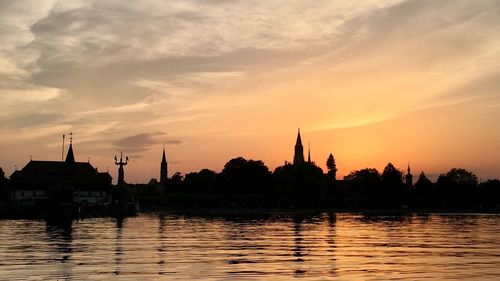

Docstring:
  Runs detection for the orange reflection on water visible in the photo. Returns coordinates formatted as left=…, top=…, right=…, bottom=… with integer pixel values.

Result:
left=0, top=213, right=499, bottom=280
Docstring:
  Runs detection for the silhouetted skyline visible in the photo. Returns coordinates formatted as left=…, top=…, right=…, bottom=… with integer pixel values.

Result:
left=1, top=1, right=500, bottom=182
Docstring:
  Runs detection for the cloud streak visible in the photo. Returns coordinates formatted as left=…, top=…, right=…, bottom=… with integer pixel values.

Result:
left=113, top=132, right=181, bottom=153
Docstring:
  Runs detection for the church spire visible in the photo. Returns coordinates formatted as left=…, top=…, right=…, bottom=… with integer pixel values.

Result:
left=296, top=128, right=303, bottom=146
left=161, top=145, right=167, bottom=163
left=405, top=162, right=413, bottom=187
left=65, top=132, right=75, bottom=164
left=293, top=129, right=305, bottom=165
left=160, top=145, right=168, bottom=186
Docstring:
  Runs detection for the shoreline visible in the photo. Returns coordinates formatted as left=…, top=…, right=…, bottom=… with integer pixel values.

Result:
left=140, top=206, right=500, bottom=216
left=1, top=201, right=498, bottom=220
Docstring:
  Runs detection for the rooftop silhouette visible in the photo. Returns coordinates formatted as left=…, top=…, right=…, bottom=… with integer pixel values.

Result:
left=1, top=130, right=500, bottom=217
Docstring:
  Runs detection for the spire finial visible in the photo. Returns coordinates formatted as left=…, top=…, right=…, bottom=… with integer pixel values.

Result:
left=161, top=144, right=167, bottom=163
left=295, top=128, right=303, bottom=146
left=62, top=134, right=65, bottom=162
left=64, top=133, right=75, bottom=163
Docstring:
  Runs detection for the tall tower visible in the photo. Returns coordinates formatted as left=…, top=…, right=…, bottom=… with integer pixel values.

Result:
left=160, top=146, right=168, bottom=186
left=293, top=129, right=305, bottom=165
left=405, top=163, right=413, bottom=187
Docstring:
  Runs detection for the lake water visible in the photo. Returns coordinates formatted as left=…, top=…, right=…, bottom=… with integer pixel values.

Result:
left=0, top=213, right=499, bottom=280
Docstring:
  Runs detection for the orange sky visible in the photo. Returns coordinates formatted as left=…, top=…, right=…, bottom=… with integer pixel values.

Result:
left=1, top=0, right=500, bottom=183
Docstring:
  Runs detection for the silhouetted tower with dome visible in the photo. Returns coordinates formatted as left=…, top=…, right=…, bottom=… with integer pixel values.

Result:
left=405, top=163, right=413, bottom=187
left=293, top=129, right=305, bottom=165
left=160, top=146, right=168, bottom=186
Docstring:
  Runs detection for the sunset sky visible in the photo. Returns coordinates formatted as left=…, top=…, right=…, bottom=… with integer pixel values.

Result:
left=1, top=0, right=500, bottom=183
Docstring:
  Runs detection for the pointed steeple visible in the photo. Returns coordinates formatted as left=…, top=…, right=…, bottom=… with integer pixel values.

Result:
left=293, top=128, right=305, bottom=165
left=65, top=133, right=75, bottom=164
left=296, top=129, right=303, bottom=146
left=160, top=145, right=168, bottom=186
left=161, top=145, right=167, bottom=163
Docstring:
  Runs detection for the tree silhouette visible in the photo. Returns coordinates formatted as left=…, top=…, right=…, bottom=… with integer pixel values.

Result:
left=168, top=172, right=184, bottom=192
left=413, top=171, right=434, bottom=207
left=183, top=169, right=217, bottom=194
left=273, top=162, right=325, bottom=205
left=436, top=168, right=478, bottom=203
left=0, top=167, right=4, bottom=186
left=380, top=163, right=409, bottom=205
left=477, top=180, right=500, bottom=209
left=326, top=153, right=337, bottom=181
left=219, top=157, right=271, bottom=195
left=344, top=168, right=381, bottom=196
left=381, top=163, right=404, bottom=187
left=415, top=172, right=433, bottom=193
left=439, top=168, right=478, bottom=187
left=0, top=167, right=6, bottom=200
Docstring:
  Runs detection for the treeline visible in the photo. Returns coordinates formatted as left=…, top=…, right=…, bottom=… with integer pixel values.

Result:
left=0, top=167, right=7, bottom=201
left=137, top=157, right=500, bottom=211
left=338, top=165, right=499, bottom=210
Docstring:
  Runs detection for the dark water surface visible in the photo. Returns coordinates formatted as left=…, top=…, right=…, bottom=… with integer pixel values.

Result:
left=1, top=213, right=499, bottom=280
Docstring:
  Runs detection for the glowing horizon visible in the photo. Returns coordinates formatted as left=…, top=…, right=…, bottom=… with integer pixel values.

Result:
left=1, top=0, right=500, bottom=183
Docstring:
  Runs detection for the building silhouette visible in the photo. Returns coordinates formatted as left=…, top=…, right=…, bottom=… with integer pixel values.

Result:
left=293, top=129, right=305, bottom=165
left=160, top=146, right=168, bottom=186
left=9, top=136, right=112, bottom=204
left=65, top=141, right=75, bottom=163
left=405, top=163, right=413, bottom=187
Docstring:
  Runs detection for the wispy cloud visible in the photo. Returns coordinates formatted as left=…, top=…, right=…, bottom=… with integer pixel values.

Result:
left=1, top=0, right=500, bottom=180
left=113, top=132, right=181, bottom=153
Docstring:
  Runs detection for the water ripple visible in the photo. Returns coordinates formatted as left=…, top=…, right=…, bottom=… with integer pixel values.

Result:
left=0, top=213, right=499, bottom=280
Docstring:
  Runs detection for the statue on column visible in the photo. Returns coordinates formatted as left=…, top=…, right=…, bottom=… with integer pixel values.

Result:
left=111, top=152, right=136, bottom=217
left=114, top=152, right=128, bottom=186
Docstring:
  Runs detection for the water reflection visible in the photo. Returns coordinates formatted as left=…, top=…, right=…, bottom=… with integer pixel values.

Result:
left=223, top=216, right=270, bottom=278
left=326, top=214, right=337, bottom=277
left=357, top=213, right=414, bottom=224
left=45, top=219, right=73, bottom=280
left=292, top=216, right=306, bottom=277
left=158, top=214, right=166, bottom=275
left=114, top=217, right=124, bottom=276
left=0, top=213, right=500, bottom=280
